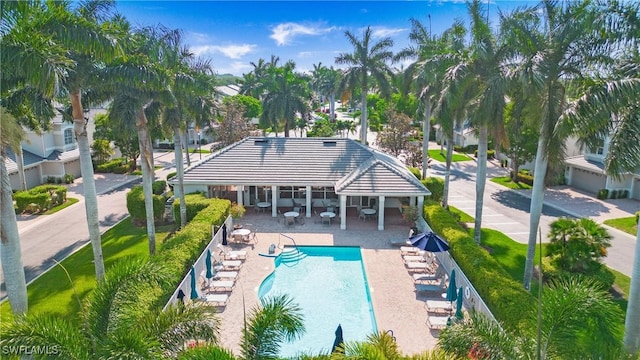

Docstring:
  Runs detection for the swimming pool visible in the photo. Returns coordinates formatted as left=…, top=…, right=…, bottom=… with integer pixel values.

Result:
left=258, top=246, right=377, bottom=357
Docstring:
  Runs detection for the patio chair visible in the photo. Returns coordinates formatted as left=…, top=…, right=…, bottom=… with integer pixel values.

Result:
left=412, top=265, right=445, bottom=283
left=427, top=315, right=450, bottom=330
left=199, top=293, right=229, bottom=308
left=415, top=276, right=448, bottom=293
left=212, top=252, right=242, bottom=271
left=402, top=253, right=430, bottom=263
left=207, top=280, right=235, bottom=292
left=405, top=259, right=438, bottom=273
left=424, top=299, right=453, bottom=314
left=212, top=270, right=238, bottom=280
left=217, top=244, right=247, bottom=260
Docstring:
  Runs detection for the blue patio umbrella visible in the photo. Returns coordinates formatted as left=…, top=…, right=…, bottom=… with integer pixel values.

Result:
left=331, top=324, right=344, bottom=353
left=222, top=224, right=228, bottom=246
left=410, top=231, right=450, bottom=253
left=205, top=249, right=214, bottom=280
left=190, top=266, right=199, bottom=300
left=445, top=270, right=458, bottom=302
left=455, top=287, right=464, bottom=320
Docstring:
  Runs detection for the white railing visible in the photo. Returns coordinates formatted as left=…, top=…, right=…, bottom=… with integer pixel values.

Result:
left=163, top=215, right=233, bottom=311
left=416, top=217, right=498, bottom=324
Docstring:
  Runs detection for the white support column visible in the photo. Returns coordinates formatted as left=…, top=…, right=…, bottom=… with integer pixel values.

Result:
left=340, top=195, right=347, bottom=230
left=306, top=185, right=312, bottom=217
left=271, top=185, right=278, bottom=217
left=377, top=195, right=385, bottom=231
left=236, top=185, right=243, bottom=206
left=409, top=196, right=416, bottom=207
left=417, top=195, right=424, bottom=220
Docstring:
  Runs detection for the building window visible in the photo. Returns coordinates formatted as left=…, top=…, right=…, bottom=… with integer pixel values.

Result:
left=64, top=129, right=74, bottom=145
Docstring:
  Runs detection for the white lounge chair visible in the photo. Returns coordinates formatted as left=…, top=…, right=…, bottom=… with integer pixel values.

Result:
left=212, top=252, right=242, bottom=271
left=200, top=293, right=229, bottom=307
left=212, top=270, right=238, bottom=280
left=427, top=315, right=450, bottom=330
left=399, top=246, right=421, bottom=254
left=208, top=280, right=235, bottom=292
left=415, top=277, right=448, bottom=293
left=217, top=244, right=247, bottom=260
left=424, top=299, right=453, bottom=314
left=405, top=260, right=438, bottom=273
left=412, top=266, right=445, bottom=283
left=403, top=254, right=429, bottom=263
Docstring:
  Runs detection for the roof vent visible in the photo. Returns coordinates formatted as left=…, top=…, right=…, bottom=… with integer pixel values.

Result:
left=323, top=140, right=337, bottom=146
left=254, top=139, right=269, bottom=145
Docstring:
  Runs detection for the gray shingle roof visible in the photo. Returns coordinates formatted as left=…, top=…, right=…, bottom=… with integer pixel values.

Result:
left=4, top=148, right=44, bottom=173
left=180, top=137, right=430, bottom=196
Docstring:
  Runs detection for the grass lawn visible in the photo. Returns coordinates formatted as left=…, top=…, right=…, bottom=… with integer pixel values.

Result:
left=41, top=197, right=79, bottom=215
left=428, top=149, right=473, bottom=162
left=490, top=176, right=533, bottom=190
left=190, top=148, right=211, bottom=154
left=603, top=216, right=638, bottom=236
left=448, top=206, right=474, bottom=223
left=474, top=228, right=545, bottom=281
left=0, top=218, right=175, bottom=322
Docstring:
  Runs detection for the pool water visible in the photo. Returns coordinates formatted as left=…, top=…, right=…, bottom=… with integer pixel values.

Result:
left=258, top=246, right=377, bottom=358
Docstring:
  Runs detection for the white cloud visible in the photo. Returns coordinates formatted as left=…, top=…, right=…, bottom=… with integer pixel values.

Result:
left=370, top=26, right=407, bottom=39
left=270, top=22, right=335, bottom=46
left=216, top=61, right=253, bottom=76
left=191, top=44, right=257, bottom=59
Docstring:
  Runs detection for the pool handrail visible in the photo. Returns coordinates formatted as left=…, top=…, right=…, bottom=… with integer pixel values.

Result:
left=278, top=233, right=299, bottom=250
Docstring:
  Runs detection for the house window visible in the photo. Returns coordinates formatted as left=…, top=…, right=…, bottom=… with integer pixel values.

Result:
left=596, top=147, right=604, bottom=155
left=64, top=129, right=74, bottom=145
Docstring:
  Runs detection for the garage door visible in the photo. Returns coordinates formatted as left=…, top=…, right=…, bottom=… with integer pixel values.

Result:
left=633, top=178, right=640, bottom=200
left=25, top=167, right=41, bottom=189
left=64, top=159, right=81, bottom=178
left=571, top=167, right=606, bottom=195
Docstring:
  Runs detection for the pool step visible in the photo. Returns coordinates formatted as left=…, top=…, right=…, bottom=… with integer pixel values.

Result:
left=280, top=248, right=307, bottom=263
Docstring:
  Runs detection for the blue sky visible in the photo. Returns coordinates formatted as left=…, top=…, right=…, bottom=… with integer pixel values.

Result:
left=115, top=1, right=536, bottom=76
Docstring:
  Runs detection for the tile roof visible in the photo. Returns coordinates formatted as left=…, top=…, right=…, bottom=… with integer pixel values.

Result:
left=565, top=156, right=605, bottom=174
left=4, top=148, right=44, bottom=173
left=180, top=137, right=430, bottom=196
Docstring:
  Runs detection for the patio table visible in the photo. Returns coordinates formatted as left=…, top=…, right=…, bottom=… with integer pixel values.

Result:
left=256, top=202, right=271, bottom=212
left=361, top=208, right=377, bottom=221
left=231, top=228, right=251, bottom=242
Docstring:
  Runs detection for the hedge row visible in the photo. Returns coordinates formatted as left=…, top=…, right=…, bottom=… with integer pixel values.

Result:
left=126, top=183, right=166, bottom=223
left=95, top=158, right=130, bottom=174
left=172, top=192, right=213, bottom=224
left=422, top=177, right=444, bottom=203
left=423, top=201, right=535, bottom=331
left=14, top=184, right=67, bottom=213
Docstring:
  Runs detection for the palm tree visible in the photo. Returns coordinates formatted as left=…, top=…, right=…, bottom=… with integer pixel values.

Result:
left=0, top=110, right=28, bottom=315
left=240, top=295, right=305, bottom=359
left=502, top=0, right=626, bottom=290
left=260, top=61, right=310, bottom=137
left=566, top=45, right=640, bottom=353
left=0, top=260, right=220, bottom=358
left=107, top=25, right=179, bottom=255
left=438, top=277, right=624, bottom=359
left=311, top=63, right=342, bottom=121
left=335, top=26, right=395, bottom=145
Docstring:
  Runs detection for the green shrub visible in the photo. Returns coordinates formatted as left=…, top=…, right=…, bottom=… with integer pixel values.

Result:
left=63, top=173, right=75, bottom=184
left=542, top=258, right=614, bottom=291
left=636, top=211, right=640, bottom=224
left=487, top=150, right=495, bottom=159
left=172, top=192, right=211, bottom=224
left=96, top=158, right=127, bottom=173
left=126, top=185, right=166, bottom=223
left=423, top=201, right=535, bottom=331
left=610, top=189, right=618, bottom=199
left=166, top=172, right=177, bottom=191
left=15, top=192, right=50, bottom=213
left=596, top=189, right=609, bottom=199
left=152, top=180, right=166, bottom=195
left=407, top=166, right=422, bottom=180
left=30, top=185, right=67, bottom=205
left=422, top=177, right=444, bottom=203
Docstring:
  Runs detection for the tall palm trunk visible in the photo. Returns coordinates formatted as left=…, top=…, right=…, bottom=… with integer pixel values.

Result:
left=184, top=126, right=191, bottom=167
left=421, top=97, right=432, bottom=179
left=624, top=224, right=640, bottom=354
left=16, top=149, right=26, bottom=190
left=523, top=136, right=549, bottom=290
left=474, top=125, right=488, bottom=244
left=442, top=130, right=454, bottom=209
left=329, top=93, right=336, bottom=121
left=360, top=79, right=368, bottom=145
left=173, top=126, right=187, bottom=228
left=70, top=90, right=105, bottom=280
left=136, top=109, right=156, bottom=255
left=1, top=160, right=28, bottom=314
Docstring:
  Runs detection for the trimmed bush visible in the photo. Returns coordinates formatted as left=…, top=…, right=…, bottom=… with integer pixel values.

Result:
left=597, top=189, right=609, bottom=199
left=63, top=173, right=75, bottom=184
left=423, top=201, right=535, bottom=331
left=166, top=171, right=177, bottom=191
left=636, top=211, right=640, bottom=224
left=422, top=177, right=444, bottom=203
left=126, top=184, right=166, bottom=223
left=407, top=166, right=422, bottom=180
left=152, top=180, right=166, bottom=195
left=14, top=185, right=67, bottom=213
left=95, top=158, right=128, bottom=173
left=172, top=192, right=211, bottom=224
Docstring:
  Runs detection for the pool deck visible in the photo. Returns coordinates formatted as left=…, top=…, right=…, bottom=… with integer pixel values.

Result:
left=215, top=211, right=441, bottom=355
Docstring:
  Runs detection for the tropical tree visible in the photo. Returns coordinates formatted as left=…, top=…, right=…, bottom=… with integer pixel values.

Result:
left=259, top=61, right=310, bottom=137
left=0, top=260, right=220, bottom=358
left=439, top=277, right=624, bottom=359
left=546, top=218, right=612, bottom=274
left=335, top=26, right=395, bottom=145
left=311, top=63, right=342, bottom=121
left=240, top=295, right=305, bottom=360
left=502, top=0, right=630, bottom=291
left=501, top=100, right=538, bottom=181
left=376, top=109, right=413, bottom=157
left=107, top=25, right=179, bottom=254
left=566, top=37, right=640, bottom=353
left=211, top=101, right=253, bottom=146
left=0, top=110, right=28, bottom=314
